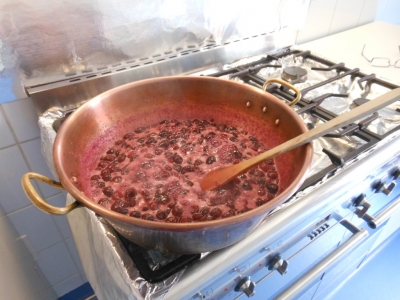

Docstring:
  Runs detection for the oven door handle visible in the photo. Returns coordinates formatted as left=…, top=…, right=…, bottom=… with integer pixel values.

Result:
left=275, top=220, right=368, bottom=300
left=22, top=172, right=80, bottom=215
left=362, top=195, right=400, bottom=229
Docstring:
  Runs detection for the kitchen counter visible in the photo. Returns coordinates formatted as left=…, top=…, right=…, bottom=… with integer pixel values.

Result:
left=299, top=21, right=400, bottom=84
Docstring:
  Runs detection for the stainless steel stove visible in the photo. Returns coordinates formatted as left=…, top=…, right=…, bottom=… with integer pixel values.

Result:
left=33, top=31, right=400, bottom=300
left=164, top=47, right=400, bottom=300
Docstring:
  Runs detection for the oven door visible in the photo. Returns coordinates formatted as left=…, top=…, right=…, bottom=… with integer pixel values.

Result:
left=186, top=183, right=400, bottom=300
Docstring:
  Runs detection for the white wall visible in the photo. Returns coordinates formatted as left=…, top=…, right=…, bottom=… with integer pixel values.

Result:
left=375, top=0, right=400, bottom=25
left=296, top=0, right=380, bottom=44
left=0, top=99, right=87, bottom=299
left=0, top=0, right=397, bottom=298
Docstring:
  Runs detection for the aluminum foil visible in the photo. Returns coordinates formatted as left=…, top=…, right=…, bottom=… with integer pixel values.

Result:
left=0, top=0, right=310, bottom=103
left=223, top=53, right=400, bottom=177
left=43, top=108, right=400, bottom=300
left=37, top=46, right=400, bottom=299
left=38, top=110, right=63, bottom=179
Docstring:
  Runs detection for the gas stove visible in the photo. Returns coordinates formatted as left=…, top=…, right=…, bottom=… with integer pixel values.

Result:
left=198, top=48, right=400, bottom=188
left=35, top=33, right=400, bottom=299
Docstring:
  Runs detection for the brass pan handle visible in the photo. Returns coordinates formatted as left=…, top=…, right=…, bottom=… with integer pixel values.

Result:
left=262, top=78, right=302, bottom=106
left=21, top=172, right=80, bottom=215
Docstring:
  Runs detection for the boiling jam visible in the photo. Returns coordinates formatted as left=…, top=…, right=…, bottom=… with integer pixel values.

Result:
left=85, top=119, right=281, bottom=222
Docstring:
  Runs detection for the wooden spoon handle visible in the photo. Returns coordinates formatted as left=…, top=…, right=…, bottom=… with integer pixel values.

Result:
left=200, top=88, right=400, bottom=191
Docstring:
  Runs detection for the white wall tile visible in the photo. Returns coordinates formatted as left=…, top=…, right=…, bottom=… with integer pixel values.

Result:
left=8, top=204, right=63, bottom=254
left=359, top=0, right=380, bottom=25
left=296, top=0, right=338, bottom=44
left=0, top=107, right=16, bottom=148
left=47, top=192, right=72, bottom=239
left=375, top=0, right=400, bottom=24
left=328, top=0, right=366, bottom=35
left=53, top=274, right=85, bottom=298
left=0, top=215, right=33, bottom=265
left=32, top=288, right=58, bottom=300
left=80, top=271, right=88, bottom=285
left=0, top=215, right=56, bottom=299
left=0, top=201, right=5, bottom=217
left=1, top=257, right=56, bottom=299
left=20, top=138, right=60, bottom=199
left=36, top=242, right=79, bottom=286
left=375, top=0, right=389, bottom=21
left=65, top=237, right=85, bottom=273
left=0, top=145, right=32, bottom=213
left=2, top=97, right=40, bottom=142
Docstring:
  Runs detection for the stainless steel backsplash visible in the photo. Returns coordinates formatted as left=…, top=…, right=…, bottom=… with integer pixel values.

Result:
left=0, top=0, right=309, bottom=103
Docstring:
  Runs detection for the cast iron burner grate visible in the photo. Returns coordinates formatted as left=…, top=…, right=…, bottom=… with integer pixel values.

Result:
left=116, top=231, right=202, bottom=283
left=206, top=49, right=400, bottom=188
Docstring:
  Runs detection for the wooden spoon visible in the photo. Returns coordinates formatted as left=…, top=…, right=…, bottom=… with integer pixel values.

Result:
left=200, top=88, right=400, bottom=191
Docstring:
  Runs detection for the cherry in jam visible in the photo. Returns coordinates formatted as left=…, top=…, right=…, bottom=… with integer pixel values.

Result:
left=86, top=118, right=281, bottom=222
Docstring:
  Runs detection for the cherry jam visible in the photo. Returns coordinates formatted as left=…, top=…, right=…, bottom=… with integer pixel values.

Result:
left=85, top=119, right=280, bottom=222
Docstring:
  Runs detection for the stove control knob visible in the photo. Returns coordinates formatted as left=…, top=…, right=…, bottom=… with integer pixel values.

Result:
left=392, top=168, right=400, bottom=180
left=353, top=193, right=371, bottom=217
left=374, top=181, right=396, bottom=196
left=234, top=276, right=256, bottom=298
left=268, top=254, right=289, bottom=275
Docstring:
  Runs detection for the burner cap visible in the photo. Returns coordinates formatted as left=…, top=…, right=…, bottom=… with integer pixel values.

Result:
left=281, top=66, right=308, bottom=83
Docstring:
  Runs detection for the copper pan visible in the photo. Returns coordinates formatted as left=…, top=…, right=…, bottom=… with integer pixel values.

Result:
left=22, top=76, right=312, bottom=254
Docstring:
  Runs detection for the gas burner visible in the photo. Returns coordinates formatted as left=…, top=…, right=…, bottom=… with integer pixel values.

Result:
left=281, top=66, right=308, bottom=83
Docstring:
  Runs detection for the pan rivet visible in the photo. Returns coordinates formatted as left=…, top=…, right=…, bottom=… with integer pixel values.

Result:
left=275, top=119, right=280, bottom=125
left=262, top=107, right=268, bottom=113
left=71, top=176, right=78, bottom=183
left=246, top=101, right=251, bottom=108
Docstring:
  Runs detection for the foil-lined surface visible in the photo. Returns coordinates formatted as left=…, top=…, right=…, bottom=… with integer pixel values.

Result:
left=278, top=128, right=400, bottom=214
left=0, top=0, right=310, bottom=103
left=254, top=53, right=400, bottom=136
left=37, top=48, right=399, bottom=299
left=38, top=110, right=63, bottom=179
left=220, top=53, right=400, bottom=177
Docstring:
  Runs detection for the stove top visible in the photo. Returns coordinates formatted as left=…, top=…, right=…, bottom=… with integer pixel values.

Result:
left=201, top=49, right=400, bottom=186
left=38, top=42, right=400, bottom=299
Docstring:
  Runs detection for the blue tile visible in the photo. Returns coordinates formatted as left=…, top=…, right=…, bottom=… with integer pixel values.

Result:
left=0, top=72, right=19, bottom=103
left=53, top=274, right=85, bottom=298
left=58, top=282, right=94, bottom=300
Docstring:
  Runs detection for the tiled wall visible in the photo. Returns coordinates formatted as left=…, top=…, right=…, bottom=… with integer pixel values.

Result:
left=0, top=98, right=86, bottom=299
left=295, top=0, right=379, bottom=44
left=375, top=0, right=400, bottom=25
left=0, top=0, right=394, bottom=298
